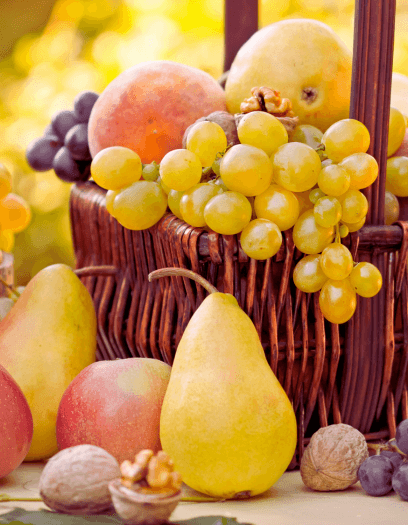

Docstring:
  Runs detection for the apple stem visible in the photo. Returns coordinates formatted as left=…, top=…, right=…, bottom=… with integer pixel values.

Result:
left=0, top=277, right=20, bottom=298
left=74, top=265, right=118, bottom=277
left=148, top=268, right=219, bottom=294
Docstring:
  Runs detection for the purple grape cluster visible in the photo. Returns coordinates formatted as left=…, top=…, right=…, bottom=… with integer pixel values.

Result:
left=358, top=418, right=408, bottom=500
left=26, top=91, right=99, bottom=183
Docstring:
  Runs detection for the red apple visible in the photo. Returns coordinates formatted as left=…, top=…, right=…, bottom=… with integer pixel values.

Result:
left=0, top=364, right=33, bottom=478
left=56, top=358, right=171, bottom=464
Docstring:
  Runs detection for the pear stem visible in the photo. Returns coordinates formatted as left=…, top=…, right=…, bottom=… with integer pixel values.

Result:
left=148, top=268, right=219, bottom=294
left=0, top=277, right=20, bottom=298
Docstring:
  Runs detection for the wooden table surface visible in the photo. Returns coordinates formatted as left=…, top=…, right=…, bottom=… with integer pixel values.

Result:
left=0, top=462, right=407, bottom=524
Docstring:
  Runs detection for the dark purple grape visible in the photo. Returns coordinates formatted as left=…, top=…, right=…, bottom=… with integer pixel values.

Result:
left=380, top=450, right=404, bottom=471
left=51, top=110, right=78, bottom=141
left=392, top=462, right=408, bottom=501
left=396, top=419, right=408, bottom=455
left=64, top=123, right=91, bottom=161
left=43, top=123, right=53, bottom=135
left=73, top=91, right=99, bottom=123
left=53, top=147, right=88, bottom=183
left=358, top=456, right=394, bottom=496
left=26, top=135, right=62, bottom=171
left=77, top=161, right=91, bottom=181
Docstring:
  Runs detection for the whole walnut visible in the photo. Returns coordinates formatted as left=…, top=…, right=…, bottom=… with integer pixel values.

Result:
left=39, top=444, right=121, bottom=514
left=300, top=423, right=369, bottom=491
left=182, top=111, right=240, bottom=148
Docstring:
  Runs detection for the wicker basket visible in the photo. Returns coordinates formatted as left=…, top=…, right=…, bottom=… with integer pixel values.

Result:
left=69, top=0, right=407, bottom=469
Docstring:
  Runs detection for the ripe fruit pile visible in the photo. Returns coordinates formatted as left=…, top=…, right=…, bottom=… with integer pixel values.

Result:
left=359, top=419, right=408, bottom=501
left=26, top=91, right=99, bottom=183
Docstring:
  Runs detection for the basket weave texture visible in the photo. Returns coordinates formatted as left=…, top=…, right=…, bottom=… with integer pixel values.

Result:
left=70, top=180, right=408, bottom=468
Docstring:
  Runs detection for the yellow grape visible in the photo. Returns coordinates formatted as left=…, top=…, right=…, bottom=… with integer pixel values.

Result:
left=349, top=262, right=382, bottom=298
left=105, top=189, right=120, bottom=216
left=0, top=229, right=14, bottom=252
left=0, top=163, right=12, bottom=200
left=320, top=243, right=353, bottom=280
left=237, top=111, right=288, bottom=156
left=157, top=176, right=171, bottom=195
left=384, top=190, right=400, bottom=225
left=272, top=142, right=321, bottom=192
left=388, top=107, right=406, bottom=157
left=254, top=184, right=300, bottom=231
left=291, top=124, right=323, bottom=150
left=321, top=119, right=370, bottom=162
left=321, top=159, right=334, bottom=168
left=341, top=216, right=366, bottom=233
left=339, top=224, right=349, bottom=238
left=112, top=181, right=168, bottom=231
left=386, top=157, right=408, bottom=197
left=159, top=149, right=202, bottom=192
left=180, top=183, right=223, bottom=227
left=318, top=164, right=350, bottom=196
left=204, top=191, right=252, bottom=235
left=309, top=188, right=325, bottom=204
left=186, top=121, right=228, bottom=167
left=239, top=219, right=282, bottom=260
left=91, top=146, right=142, bottom=191
left=319, top=278, right=357, bottom=324
left=338, top=189, right=368, bottom=224
left=0, top=193, right=31, bottom=233
left=293, top=254, right=328, bottom=293
left=292, top=209, right=335, bottom=255
left=220, top=144, right=273, bottom=196
left=314, top=196, right=342, bottom=228
left=212, top=177, right=229, bottom=192
left=293, top=190, right=314, bottom=216
left=168, top=189, right=185, bottom=220
left=339, top=152, right=378, bottom=190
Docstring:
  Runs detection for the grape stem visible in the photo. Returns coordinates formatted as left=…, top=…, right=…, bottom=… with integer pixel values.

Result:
left=148, top=268, right=219, bottom=294
left=335, top=223, right=341, bottom=244
left=0, top=277, right=20, bottom=298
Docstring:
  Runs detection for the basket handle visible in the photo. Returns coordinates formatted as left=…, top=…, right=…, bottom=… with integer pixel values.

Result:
left=74, top=265, right=118, bottom=277
left=394, top=221, right=408, bottom=298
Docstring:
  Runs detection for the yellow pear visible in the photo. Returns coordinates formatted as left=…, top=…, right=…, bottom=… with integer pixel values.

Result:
left=149, top=268, right=297, bottom=499
left=225, top=19, right=352, bottom=132
left=391, top=72, right=408, bottom=124
left=0, top=264, right=96, bottom=460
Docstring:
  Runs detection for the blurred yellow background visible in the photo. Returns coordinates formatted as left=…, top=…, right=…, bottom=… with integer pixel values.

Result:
left=1, top=0, right=408, bottom=284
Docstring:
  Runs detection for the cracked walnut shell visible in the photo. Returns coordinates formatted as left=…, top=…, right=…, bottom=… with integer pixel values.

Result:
left=300, top=423, right=369, bottom=491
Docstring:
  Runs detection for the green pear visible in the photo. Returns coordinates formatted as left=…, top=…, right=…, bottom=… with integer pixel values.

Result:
left=0, top=264, right=97, bottom=460
left=149, top=268, right=297, bottom=499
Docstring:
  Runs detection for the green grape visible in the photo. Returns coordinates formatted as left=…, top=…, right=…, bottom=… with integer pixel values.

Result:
left=338, top=189, right=368, bottom=224
left=220, top=144, right=273, bottom=196
left=168, top=189, right=185, bottom=220
left=237, top=111, right=288, bottom=156
left=292, top=209, right=335, bottom=255
left=212, top=177, right=229, bottom=192
left=272, top=142, right=321, bottom=192
left=321, top=119, right=370, bottom=163
left=204, top=191, right=252, bottom=235
left=309, top=188, right=326, bottom=204
left=339, top=152, right=378, bottom=190
left=0, top=163, right=12, bottom=200
left=320, top=243, right=353, bottom=280
left=212, top=155, right=222, bottom=177
left=157, top=176, right=171, bottom=195
left=314, top=196, right=342, bottom=228
left=254, top=184, right=300, bottom=231
left=291, top=124, right=323, bottom=150
left=180, top=183, right=223, bottom=227
left=341, top=216, right=366, bottom=232
left=142, top=161, right=160, bottom=181
left=349, top=262, right=383, bottom=297
left=384, top=190, right=400, bottom=225
left=112, top=181, right=168, bottom=231
left=386, top=157, right=408, bottom=197
left=293, top=254, right=328, bottom=293
left=105, top=189, right=120, bottom=216
left=319, top=278, right=357, bottom=324
left=321, top=159, right=334, bottom=168
left=293, top=189, right=314, bottom=216
left=239, top=218, right=282, bottom=260
left=91, top=146, right=142, bottom=191
left=159, top=149, right=202, bottom=191
left=339, top=224, right=349, bottom=238
left=388, top=107, right=406, bottom=157
left=318, top=164, right=350, bottom=196
left=0, top=229, right=14, bottom=252
left=186, top=121, right=228, bottom=167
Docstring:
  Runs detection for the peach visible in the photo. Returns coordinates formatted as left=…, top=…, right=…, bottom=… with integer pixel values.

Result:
left=88, top=61, right=227, bottom=164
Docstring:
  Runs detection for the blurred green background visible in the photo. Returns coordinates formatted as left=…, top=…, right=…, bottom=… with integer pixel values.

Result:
left=1, top=0, right=408, bottom=285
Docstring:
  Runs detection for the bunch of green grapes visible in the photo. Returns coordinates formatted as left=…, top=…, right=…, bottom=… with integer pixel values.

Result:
left=0, top=162, right=32, bottom=254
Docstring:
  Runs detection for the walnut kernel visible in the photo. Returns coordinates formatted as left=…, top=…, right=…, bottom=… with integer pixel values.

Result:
left=300, top=423, right=369, bottom=491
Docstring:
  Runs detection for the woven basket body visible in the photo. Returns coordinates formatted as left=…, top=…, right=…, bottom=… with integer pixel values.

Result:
left=70, top=181, right=408, bottom=468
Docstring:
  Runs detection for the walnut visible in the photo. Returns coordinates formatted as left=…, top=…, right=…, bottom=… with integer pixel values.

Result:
left=300, top=423, right=369, bottom=491
left=39, top=444, right=121, bottom=514
left=240, top=87, right=295, bottom=118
